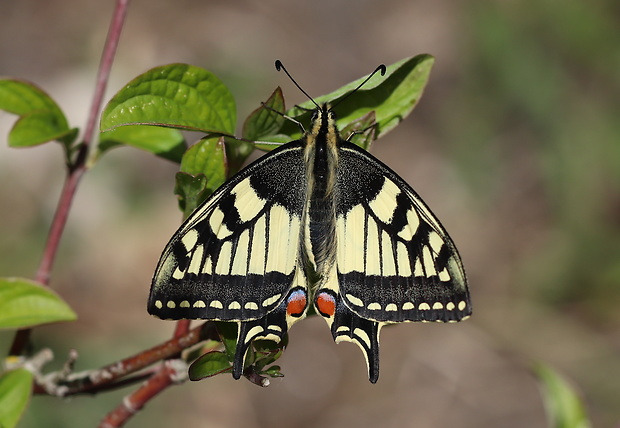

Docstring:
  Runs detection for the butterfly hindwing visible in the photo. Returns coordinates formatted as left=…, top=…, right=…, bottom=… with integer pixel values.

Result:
left=232, top=283, right=309, bottom=379
left=314, top=288, right=381, bottom=382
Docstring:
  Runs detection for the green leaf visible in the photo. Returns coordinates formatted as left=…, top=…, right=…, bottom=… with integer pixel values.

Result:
left=191, top=322, right=287, bottom=381
left=210, top=323, right=286, bottom=379
left=177, top=136, right=228, bottom=215
left=0, top=369, right=33, bottom=428
left=174, top=132, right=235, bottom=216
left=252, top=338, right=287, bottom=372
left=533, top=363, right=592, bottom=428
left=281, top=54, right=435, bottom=141
left=0, top=277, right=77, bottom=329
left=188, top=351, right=232, bottom=381
left=174, top=172, right=209, bottom=219
left=339, top=110, right=377, bottom=150
left=180, top=137, right=227, bottom=185
left=215, top=321, right=239, bottom=364
left=98, top=125, right=186, bottom=163
left=242, top=87, right=285, bottom=141
left=230, top=87, right=286, bottom=172
left=0, top=79, right=76, bottom=147
left=223, top=137, right=255, bottom=176
left=261, top=365, right=284, bottom=378
left=101, top=64, right=236, bottom=135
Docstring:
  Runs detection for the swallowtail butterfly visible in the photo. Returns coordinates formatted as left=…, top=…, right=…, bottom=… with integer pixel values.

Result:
left=148, top=61, right=471, bottom=383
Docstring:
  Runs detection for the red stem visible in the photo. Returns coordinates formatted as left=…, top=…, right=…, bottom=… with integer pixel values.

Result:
left=41, top=0, right=129, bottom=283
left=97, top=360, right=180, bottom=428
left=95, top=322, right=218, bottom=427
left=173, top=319, right=191, bottom=338
left=83, top=0, right=129, bottom=149
left=8, top=0, right=130, bottom=356
left=35, top=166, right=84, bottom=284
left=38, top=0, right=129, bottom=286
left=33, top=322, right=217, bottom=396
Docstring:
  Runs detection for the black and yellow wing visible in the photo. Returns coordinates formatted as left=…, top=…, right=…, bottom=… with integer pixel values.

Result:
left=313, top=141, right=470, bottom=383
left=148, top=141, right=310, bottom=378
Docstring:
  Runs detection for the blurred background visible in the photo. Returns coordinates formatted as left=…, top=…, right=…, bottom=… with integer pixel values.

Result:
left=1, top=0, right=619, bottom=427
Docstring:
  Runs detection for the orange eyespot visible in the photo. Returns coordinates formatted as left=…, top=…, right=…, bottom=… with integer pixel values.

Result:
left=286, top=290, right=307, bottom=317
left=315, top=292, right=336, bottom=317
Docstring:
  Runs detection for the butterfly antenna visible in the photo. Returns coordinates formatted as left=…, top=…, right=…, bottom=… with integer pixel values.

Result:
left=330, top=64, right=386, bottom=111
left=275, top=60, right=319, bottom=109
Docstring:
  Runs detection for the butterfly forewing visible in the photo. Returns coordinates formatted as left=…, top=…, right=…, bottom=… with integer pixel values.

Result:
left=334, top=142, right=470, bottom=323
left=148, top=142, right=308, bottom=322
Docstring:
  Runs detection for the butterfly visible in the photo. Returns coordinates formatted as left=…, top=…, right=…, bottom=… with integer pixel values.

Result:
left=147, top=61, right=471, bottom=383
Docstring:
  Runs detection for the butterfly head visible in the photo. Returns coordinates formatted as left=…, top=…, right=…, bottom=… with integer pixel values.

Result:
left=308, top=104, right=339, bottom=139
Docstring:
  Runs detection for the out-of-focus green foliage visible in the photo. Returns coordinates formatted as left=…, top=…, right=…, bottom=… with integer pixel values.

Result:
left=534, top=363, right=591, bottom=428
left=448, top=0, right=620, bottom=320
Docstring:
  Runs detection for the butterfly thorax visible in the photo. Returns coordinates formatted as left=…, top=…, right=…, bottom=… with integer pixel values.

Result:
left=302, top=105, right=340, bottom=288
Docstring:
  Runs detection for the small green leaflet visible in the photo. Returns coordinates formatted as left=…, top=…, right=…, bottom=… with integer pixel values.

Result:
left=0, top=369, right=34, bottom=428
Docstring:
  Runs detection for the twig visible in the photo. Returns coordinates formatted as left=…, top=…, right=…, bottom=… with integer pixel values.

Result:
left=98, top=359, right=187, bottom=428
left=82, top=0, right=129, bottom=158
left=8, top=0, right=130, bottom=357
left=173, top=319, right=191, bottom=339
left=33, top=322, right=217, bottom=396
left=38, top=0, right=129, bottom=286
